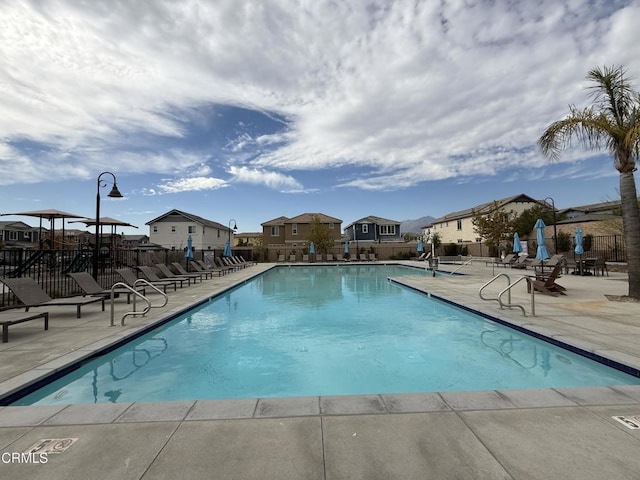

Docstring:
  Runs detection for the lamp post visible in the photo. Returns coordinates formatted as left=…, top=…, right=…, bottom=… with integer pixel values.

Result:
left=93, top=172, right=123, bottom=279
left=544, top=197, right=558, bottom=254
left=227, top=219, right=237, bottom=256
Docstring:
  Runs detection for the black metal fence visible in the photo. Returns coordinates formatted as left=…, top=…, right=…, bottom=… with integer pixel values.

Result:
left=0, top=247, right=256, bottom=309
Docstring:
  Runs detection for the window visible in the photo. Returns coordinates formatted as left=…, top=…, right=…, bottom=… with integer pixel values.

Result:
left=171, top=226, right=176, bottom=233
left=362, top=224, right=369, bottom=234
left=153, top=226, right=158, bottom=233
left=9, top=231, right=18, bottom=241
left=188, top=226, right=196, bottom=234
left=24, top=231, right=31, bottom=240
left=271, top=226, right=280, bottom=236
left=292, top=223, right=298, bottom=235
left=379, top=225, right=396, bottom=235
left=457, top=220, right=462, bottom=231
left=329, top=223, right=334, bottom=229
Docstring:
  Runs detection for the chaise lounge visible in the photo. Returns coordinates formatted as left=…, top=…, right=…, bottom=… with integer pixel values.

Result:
left=0, top=277, right=104, bottom=319
left=0, top=310, right=49, bottom=343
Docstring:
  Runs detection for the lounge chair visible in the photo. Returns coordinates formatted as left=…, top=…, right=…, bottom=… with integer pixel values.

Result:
left=116, top=268, right=176, bottom=293
left=171, top=262, right=209, bottom=281
left=302, top=254, right=309, bottom=262
left=289, top=254, right=296, bottom=262
left=498, top=254, right=516, bottom=267
left=527, top=264, right=566, bottom=296
left=510, top=255, right=529, bottom=269
left=326, top=254, right=334, bottom=262
left=212, top=258, right=236, bottom=273
left=0, top=277, right=104, bottom=319
left=369, top=253, right=377, bottom=261
left=190, top=261, right=225, bottom=277
left=68, top=271, right=140, bottom=303
left=0, top=310, right=49, bottom=343
left=359, top=254, right=368, bottom=262
left=138, top=266, right=186, bottom=289
left=155, top=263, right=199, bottom=285
left=277, top=254, right=285, bottom=262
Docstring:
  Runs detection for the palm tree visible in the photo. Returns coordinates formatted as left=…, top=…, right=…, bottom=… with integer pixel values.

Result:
left=538, top=65, right=640, bottom=299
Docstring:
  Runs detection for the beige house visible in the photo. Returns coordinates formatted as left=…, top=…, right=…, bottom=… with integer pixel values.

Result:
left=261, top=213, right=342, bottom=247
left=146, top=209, right=232, bottom=251
left=431, top=194, right=550, bottom=244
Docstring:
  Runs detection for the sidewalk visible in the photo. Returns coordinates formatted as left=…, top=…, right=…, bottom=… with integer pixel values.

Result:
left=1, top=261, right=640, bottom=479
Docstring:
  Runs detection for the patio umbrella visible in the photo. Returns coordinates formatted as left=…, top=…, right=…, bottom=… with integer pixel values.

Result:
left=2, top=209, right=85, bottom=249
left=185, top=235, right=194, bottom=259
left=417, top=240, right=424, bottom=253
left=575, top=227, right=584, bottom=275
left=344, top=242, right=349, bottom=256
left=309, top=241, right=315, bottom=254
left=513, top=233, right=522, bottom=254
left=223, top=240, right=232, bottom=257
left=535, top=219, right=550, bottom=272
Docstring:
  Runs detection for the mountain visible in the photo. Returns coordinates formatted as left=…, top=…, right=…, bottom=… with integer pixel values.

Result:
left=400, top=216, right=436, bottom=234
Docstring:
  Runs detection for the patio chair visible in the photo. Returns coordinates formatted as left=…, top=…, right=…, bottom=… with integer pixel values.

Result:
left=289, top=254, right=296, bottom=263
left=359, top=254, right=369, bottom=262
left=594, top=258, right=609, bottom=277
left=369, top=253, right=377, bottom=261
left=212, top=258, right=236, bottom=273
left=68, top=271, right=140, bottom=304
left=277, top=254, right=285, bottom=262
left=0, top=277, right=104, bottom=319
left=0, top=310, right=49, bottom=343
left=116, top=268, right=176, bottom=293
left=190, top=261, right=225, bottom=277
left=510, top=255, right=529, bottom=269
left=527, top=264, right=566, bottom=296
left=155, top=263, right=199, bottom=285
left=498, top=254, right=516, bottom=267
left=302, top=254, right=309, bottom=263
left=139, top=266, right=186, bottom=289
left=325, top=254, right=334, bottom=262
left=171, top=262, right=209, bottom=281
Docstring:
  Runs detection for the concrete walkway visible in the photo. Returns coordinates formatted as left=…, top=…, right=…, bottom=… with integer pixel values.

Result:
left=1, top=261, right=640, bottom=479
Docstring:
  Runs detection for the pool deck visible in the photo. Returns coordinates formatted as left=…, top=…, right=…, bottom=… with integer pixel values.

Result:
left=1, top=260, right=640, bottom=479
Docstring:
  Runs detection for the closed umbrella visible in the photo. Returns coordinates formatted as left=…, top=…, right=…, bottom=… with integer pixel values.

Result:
left=344, top=241, right=349, bottom=259
left=417, top=240, right=424, bottom=253
left=185, top=235, right=194, bottom=259
left=309, top=242, right=315, bottom=254
left=535, top=219, right=550, bottom=272
left=513, top=233, right=522, bottom=254
left=575, top=227, right=584, bottom=275
left=223, top=240, right=232, bottom=258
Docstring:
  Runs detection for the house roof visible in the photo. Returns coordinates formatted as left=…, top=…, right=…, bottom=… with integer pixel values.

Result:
left=261, top=216, right=289, bottom=227
left=0, top=221, right=36, bottom=230
left=285, top=213, right=342, bottom=224
left=145, top=209, right=231, bottom=231
left=433, top=194, right=548, bottom=223
left=558, top=199, right=621, bottom=216
left=556, top=213, right=620, bottom=224
left=344, top=215, right=401, bottom=229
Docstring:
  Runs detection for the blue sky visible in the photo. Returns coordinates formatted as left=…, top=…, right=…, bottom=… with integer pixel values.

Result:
left=1, top=0, right=638, bottom=235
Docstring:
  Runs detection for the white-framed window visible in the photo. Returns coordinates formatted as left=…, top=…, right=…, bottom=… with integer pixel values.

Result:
left=153, top=226, right=158, bottom=233
left=271, top=226, right=280, bottom=236
left=379, top=225, right=396, bottom=235
left=292, top=223, right=298, bottom=235
left=24, top=231, right=31, bottom=240
left=329, top=223, right=335, bottom=229
left=171, top=226, right=176, bottom=233
left=362, top=224, right=369, bottom=234
left=188, top=226, right=196, bottom=234
left=457, top=220, right=462, bottom=231
left=9, top=231, right=18, bottom=241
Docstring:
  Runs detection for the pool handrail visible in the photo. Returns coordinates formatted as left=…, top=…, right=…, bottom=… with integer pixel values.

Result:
left=479, top=273, right=536, bottom=316
left=109, top=280, right=167, bottom=326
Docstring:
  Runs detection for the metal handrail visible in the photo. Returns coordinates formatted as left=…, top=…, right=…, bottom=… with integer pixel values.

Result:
left=497, top=276, right=535, bottom=317
left=109, top=280, right=167, bottom=326
left=479, top=273, right=512, bottom=305
left=449, top=258, right=474, bottom=275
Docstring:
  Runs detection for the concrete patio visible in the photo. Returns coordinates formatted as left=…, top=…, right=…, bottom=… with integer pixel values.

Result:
left=1, top=261, right=640, bottom=479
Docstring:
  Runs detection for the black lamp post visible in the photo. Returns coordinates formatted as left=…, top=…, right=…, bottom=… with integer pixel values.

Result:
left=93, top=172, right=123, bottom=279
left=545, top=196, right=558, bottom=254
left=228, top=219, right=237, bottom=255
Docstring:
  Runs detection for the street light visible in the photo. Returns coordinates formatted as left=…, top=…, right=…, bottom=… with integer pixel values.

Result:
left=545, top=196, right=558, bottom=254
left=93, top=172, right=123, bottom=279
left=227, top=219, right=237, bottom=256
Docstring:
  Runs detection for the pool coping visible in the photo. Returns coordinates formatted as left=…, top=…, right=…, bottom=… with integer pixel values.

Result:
left=2, top=262, right=640, bottom=425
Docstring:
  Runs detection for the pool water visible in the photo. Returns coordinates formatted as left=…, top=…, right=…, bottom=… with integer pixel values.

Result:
left=12, top=265, right=640, bottom=405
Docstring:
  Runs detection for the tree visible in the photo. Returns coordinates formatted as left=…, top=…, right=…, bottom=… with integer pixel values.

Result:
left=512, top=205, right=561, bottom=237
left=538, top=65, right=640, bottom=299
left=471, top=201, right=517, bottom=254
left=306, top=215, right=334, bottom=254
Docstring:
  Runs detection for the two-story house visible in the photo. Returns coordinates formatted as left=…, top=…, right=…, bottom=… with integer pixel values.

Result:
left=344, top=216, right=403, bottom=243
left=0, top=221, right=40, bottom=248
left=146, top=209, right=233, bottom=250
left=261, top=213, right=342, bottom=246
left=431, top=194, right=550, bottom=244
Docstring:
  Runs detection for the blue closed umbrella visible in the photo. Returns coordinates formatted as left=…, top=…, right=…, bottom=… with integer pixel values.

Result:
left=344, top=242, right=349, bottom=254
left=535, top=219, right=550, bottom=260
left=513, top=233, right=522, bottom=254
left=185, top=235, right=194, bottom=259
left=223, top=240, right=232, bottom=257
left=417, top=240, right=424, bottom=253
left=309, top=242, right=315, bottom=254
left=574, top=227, right=584, bottom=255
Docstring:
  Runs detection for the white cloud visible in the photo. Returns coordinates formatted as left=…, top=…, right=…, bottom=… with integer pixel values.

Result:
left=0, top=0, right=638, bottom=189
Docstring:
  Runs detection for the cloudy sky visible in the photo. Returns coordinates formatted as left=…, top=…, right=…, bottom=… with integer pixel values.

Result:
left=1, top=0, right=639, bottom=235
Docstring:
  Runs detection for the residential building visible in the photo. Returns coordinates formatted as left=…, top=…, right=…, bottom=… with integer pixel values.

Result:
left=122, top=234, right=151, bottom=249
left=431, top=194, right=550, bottom=244
left=146, top=209, right=232, bottom=250
left=234, top=232, right=262, bottom=247
left=0, top=221, right=39, bottom=248
left=261, top=213, right=342, bottom=246
left=344, top=216, right=403, bottom=243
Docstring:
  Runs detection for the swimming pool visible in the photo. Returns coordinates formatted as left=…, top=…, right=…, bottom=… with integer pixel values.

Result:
left=11, top=264, right=640, bottom=405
